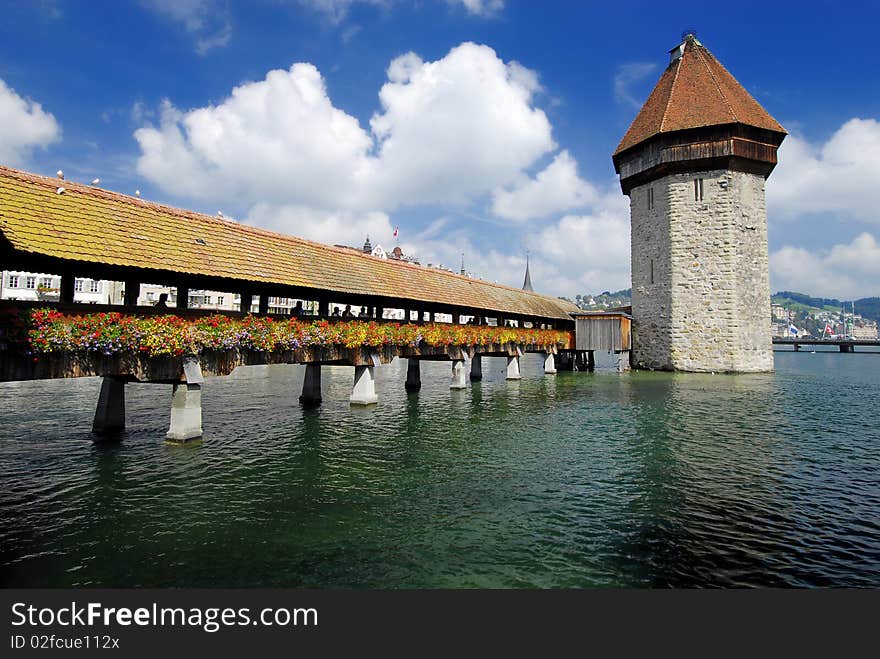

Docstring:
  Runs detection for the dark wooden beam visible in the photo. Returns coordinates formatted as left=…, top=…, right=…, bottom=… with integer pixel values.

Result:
left=60, top=273, right=75, bottom=304
left=124, top=280, right=140, bottom=307
left=177, top=285, right=189, bottom=309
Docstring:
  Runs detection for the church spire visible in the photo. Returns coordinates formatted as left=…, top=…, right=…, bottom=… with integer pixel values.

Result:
left=522, top=253, right=534, bottom=292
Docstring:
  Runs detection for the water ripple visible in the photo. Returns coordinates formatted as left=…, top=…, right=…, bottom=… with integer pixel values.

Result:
left=1, top=354, right=878, bottom=588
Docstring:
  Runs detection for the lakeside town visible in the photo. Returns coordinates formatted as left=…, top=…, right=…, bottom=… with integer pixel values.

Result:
left=573, top=289, right=880, bottom=340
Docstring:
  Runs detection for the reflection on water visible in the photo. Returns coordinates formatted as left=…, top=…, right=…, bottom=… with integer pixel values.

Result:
left=1, top=353, right=878, bottom=588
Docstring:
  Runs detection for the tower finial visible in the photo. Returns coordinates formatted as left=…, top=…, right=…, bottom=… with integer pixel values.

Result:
left=522, top=251, right=534, bottom=292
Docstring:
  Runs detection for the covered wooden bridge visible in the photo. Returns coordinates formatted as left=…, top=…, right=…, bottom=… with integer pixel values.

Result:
left=0, top=165, right=593, bottom=442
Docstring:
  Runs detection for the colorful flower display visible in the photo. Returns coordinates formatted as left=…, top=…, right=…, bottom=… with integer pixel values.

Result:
left=24, top=309, right=569, bottom=357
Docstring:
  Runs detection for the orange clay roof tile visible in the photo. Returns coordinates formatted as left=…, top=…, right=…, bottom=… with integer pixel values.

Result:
left=0, top=165, right=578, bottom=320
left=614, top=37, right=785, bottom=156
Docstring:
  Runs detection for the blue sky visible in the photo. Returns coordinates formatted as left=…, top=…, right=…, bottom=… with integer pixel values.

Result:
left=1, top=0, right=878, bottom=299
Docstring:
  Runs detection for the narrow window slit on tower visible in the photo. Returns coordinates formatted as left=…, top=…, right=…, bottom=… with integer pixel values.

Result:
left=694, top=178, right=704, bottom=201
left=650, top=259, right=655, bottom=284
left=647, top=187, right=654, bottom=210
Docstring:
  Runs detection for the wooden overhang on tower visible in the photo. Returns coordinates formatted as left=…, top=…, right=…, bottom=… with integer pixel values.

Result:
left=611, top=33, right=787, bottom=195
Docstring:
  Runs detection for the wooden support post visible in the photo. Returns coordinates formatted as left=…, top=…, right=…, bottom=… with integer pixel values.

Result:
left=258, top=294, right=269, bottom=315
left=60, top=273, right=75, bottom=304
left=587, top=351, right=596, bottom=372
left=452, top=313, right=460, bottom=324
left=239, top=293, right=253, bottom=314
left=177, top=285, right=190, bottom=309
left=318, top=299, right=329, bottom=317
left=124, top=280, right=140, bottom=307
left=93, top=377, right=125, bottom=436
left=556, top=351, right=573, bottom=371
left=299, top=364, right=322, bottom=407
left=470, top=354, right=482, bottom=381
left=376, top=306, right=384, bottom=320
left=405, top=358, right=421, bottom=392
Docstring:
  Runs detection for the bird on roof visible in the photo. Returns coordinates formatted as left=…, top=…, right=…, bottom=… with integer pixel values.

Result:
left=56, top=187, right=65, bottom=195
left=217, top=211, right=223, bottom=217
left=135, top=190, right=141, bottom=197
left=91, top=178, right=100, bottom=186
left=56, top=170, right=64, bottom=180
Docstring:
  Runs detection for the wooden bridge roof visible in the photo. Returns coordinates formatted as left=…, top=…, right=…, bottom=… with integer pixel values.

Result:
left=0, top=166, right=578, bottom=320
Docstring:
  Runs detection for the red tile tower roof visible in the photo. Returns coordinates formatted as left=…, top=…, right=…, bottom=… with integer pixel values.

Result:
left=614, top=34, right=786, bottom=157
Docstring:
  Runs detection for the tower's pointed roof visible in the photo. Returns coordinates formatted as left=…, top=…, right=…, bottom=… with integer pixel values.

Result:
left=614, top=34, right=785, bottom=156
left=522, top=255, right=534, bottom=292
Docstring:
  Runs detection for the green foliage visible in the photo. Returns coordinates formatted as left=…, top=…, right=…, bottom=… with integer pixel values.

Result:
left=772, top=291, right=880, bottom=323
left=575, top=288, right=631, bottom=310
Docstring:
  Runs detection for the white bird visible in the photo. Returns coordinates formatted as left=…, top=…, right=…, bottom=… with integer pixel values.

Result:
left=217, top=211, right=223, bottom=217
left=56, top=170, right=64, bottom=180
left=56, top=187, right=66, bottom=195
left=135, top=190, right=141, bottom=197
left=91, top=178, right=100, bottom=186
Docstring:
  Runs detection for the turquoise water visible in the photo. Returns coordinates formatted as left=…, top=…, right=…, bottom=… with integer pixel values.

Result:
left=1, top=352, right=878, bottom=588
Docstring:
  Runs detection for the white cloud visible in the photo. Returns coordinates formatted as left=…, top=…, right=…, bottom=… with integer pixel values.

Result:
left=0, top=78, right=60, bottom=166
left=614, top=62, right=658, bottom=110
left=134, top=68, right=373, bottom=207
left=142, top=0, right=232, bottom=54
left=135, top=43, right=554, bottom=214
left=298, top=0, right=387, bottom=24
left=366, top=43, right=554, bottom=208
left=131, top=42, right=631, bottom=299
left=492, top=150, right=597, bottom=221
left=768, top=118, right=880, bottom=223
left=195, top=21, right=232, bottom=55
left=528, top=192, right=631, bottom=296
left=396, top=189, right=630, bottom=298
left=770, top=232, right=880, bottom=299
left=246, top=203, right=393, bottom=248
left=450, top=0, right=504, bottom=16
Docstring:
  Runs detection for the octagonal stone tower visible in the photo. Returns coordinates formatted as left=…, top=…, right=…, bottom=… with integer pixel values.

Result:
left=613, top=33, right=787, bottom=372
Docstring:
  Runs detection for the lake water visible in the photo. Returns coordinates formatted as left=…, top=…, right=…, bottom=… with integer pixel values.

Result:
left=1, top=352, right=878, bottom=588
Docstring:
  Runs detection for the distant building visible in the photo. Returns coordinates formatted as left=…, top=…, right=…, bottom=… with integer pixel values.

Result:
left=1, top=270, right=111, bottom=304
left=770, top=304, right=787, bottom=321
left=853, top=321, right=878, bottom=340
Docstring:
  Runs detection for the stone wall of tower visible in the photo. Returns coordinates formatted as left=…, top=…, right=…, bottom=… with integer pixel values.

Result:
left=630, top=169, right=773, bottom=372
left=630, top=179, right=673, bottom=370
